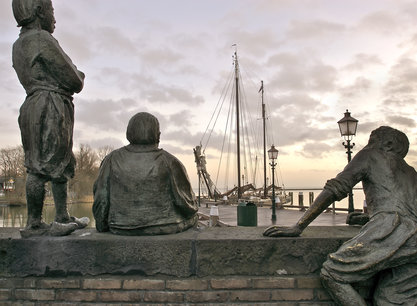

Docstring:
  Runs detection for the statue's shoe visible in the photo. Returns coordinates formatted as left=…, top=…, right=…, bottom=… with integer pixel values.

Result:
left=49, top=221, right=78, bottom=236
left=20, top=221, right=51, bottom=238
left=20, top=226, right=49, bottom=238
left=19, top=221, right=83, bottom=238
left=69, top=216, right=90, bottom=229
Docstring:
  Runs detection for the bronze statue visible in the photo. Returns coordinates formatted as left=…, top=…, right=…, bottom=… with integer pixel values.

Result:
left=264, top=126, right=417, bottom=305
left=93, top=112, right=199, bottom=235
left=12, top=0, right=89, bottom=237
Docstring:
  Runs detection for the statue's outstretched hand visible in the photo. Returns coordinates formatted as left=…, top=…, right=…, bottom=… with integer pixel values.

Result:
left=263, top=225, right=302, bottom=237
left=346, top=212, right=369, bottom=226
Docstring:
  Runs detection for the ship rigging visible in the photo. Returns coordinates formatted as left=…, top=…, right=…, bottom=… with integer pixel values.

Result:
left=194, top=50, right=288, bottom=204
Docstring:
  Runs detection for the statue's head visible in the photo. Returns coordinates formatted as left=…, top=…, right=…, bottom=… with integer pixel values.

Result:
left=12, top=0, right=55, bottom=33
left=126, top=112, right=161, bottom=145
left=368, top=126, right=409, bottom=158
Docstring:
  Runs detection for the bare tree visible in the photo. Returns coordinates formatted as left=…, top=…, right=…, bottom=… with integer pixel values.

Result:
left=69, top=144, right=99, bottom=200
left=96, top=145, right=114, bottom=164
left=0, top=144, right=118, bottom=203
left=0, top=146, right=25, bottom=179
left=75, top=144, right=98, bottom=175
left=0, top=146, right=26, bottom=202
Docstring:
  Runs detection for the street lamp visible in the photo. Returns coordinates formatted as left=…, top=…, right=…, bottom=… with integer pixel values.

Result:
left=268, top=145, right=279, bottom=223
left=197, top=165, right=202, bottom=207
left=337, top=109, right=358, bottom=214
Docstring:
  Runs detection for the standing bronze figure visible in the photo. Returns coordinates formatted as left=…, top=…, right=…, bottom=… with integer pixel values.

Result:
left=12, top=0, right=89, bottom=237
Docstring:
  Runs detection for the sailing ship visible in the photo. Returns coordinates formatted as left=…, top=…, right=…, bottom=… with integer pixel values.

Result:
left=194, top=50, right=290, bottom=206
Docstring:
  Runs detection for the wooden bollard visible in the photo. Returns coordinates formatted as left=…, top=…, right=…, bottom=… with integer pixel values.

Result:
left=309, top=192, right=314, bottom=206
left=299, top=192, right=305, bottom=211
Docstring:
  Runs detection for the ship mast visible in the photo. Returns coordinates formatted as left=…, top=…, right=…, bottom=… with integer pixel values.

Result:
left=234, top=51, right=242, bottom=199
left=261, top=80, right=267, bottom=198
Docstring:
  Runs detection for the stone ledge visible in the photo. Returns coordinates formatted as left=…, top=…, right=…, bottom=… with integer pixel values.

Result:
left=0, top=226, right=359, bottom=277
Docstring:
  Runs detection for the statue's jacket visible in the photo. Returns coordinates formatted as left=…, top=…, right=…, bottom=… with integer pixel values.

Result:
left=12, top=28, right=84, bottom=180
left=93, top=144, right=198, bottom=233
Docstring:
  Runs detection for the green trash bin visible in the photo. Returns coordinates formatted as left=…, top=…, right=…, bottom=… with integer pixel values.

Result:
left=237, top=201, right=257, bottom=226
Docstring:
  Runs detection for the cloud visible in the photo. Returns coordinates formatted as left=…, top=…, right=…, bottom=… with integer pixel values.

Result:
left=399, top=33, right=417, bottom=52
left=168, top=110, right=194, bottom=128
left=139, top=48, right=184, bottom=70
left=267, top=52, right=338, bottom=93
left=340, top=77, right=372, bottom=98
left=270, top=93, right=323, bottom=115
left=162, top=129, right=204, bottom=149
left=383, top=56, right=417, bottom=95
left=170, top=33, right=211, bottom=52
left=199, top=130, right=229, bottom=155
left=159, top=143, right=193, bottom=156
left=75, top=99, right=205, bottom=150
left=357, top=121, right=381, bottom=138
left=0, top=1, right=11, bottom=18
left=93, top=67, right=205, bottom=105
left=0, top=1, right=15, bottom=30
left=57, top=30, right=94, bottom=63
left=286, top=19, right=346, bottom=40
left=383, top=97, right=416, bottom=108
left=298, top=141, right=335, bottom=159
left=76, top=137, right=124, bottom=150
left=94, top=26, right=139, bottom=56
left=385, top=115, right=416, bottom=128
left=223, top=29, right=283, bottom=57
left=141, top=85, right=205, bottom=105
left=356, top=11, right=401, bottom=35
left=255, top=0, right=316, bottom=12
left=76, top=98, right=139, bottom=132
left=343, top=53, right=383, bottom=71
left=399, top=1, right=417, bottom=18
left=266, top=94, right=336, bottom=149
left=0, top=56, right=22, bottom=95
left=2, top=0, right=417, bottom=186
left=0, top=41, right=11, bottom=55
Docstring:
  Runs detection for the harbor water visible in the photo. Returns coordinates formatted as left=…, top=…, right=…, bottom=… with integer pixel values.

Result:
left=0, top=188, right=365, bottom=228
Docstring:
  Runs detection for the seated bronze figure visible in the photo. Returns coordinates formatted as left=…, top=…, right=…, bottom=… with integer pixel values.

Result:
left=93, top=112, right=198, bottom=235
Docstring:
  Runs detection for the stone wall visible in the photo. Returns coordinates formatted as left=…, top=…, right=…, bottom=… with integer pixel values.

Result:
left=1, top=275, right=335, bottom=305
left=0, top=226, right=362, bottom=305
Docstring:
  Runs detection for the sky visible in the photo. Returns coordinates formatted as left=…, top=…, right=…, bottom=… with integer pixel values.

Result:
left=0, top=0, right=416, bottom=190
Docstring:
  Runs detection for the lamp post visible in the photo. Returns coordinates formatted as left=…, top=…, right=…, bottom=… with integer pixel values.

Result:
left=197, top=165, right=202, bottom=207
left=268, top=145, right=279, bottom=223
left=337, top=109, right=358, bottom=214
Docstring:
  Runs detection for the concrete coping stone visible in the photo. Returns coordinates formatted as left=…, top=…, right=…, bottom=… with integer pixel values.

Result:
left=0, top=226, right=360, bottom=277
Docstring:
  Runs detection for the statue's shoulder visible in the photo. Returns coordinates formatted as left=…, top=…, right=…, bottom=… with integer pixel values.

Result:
left=355, top=146, right=380, bottom=161
left=159, top=149, right=179, bottom=161
left=159, top=149, right=187, bottom=170
left=109, top=147, right=128, bottom=158
left=20, top=29, right=52, bottom=40
left=14, top=29, right=56, bottom=51
left=99, top=148, right=123, bottom=166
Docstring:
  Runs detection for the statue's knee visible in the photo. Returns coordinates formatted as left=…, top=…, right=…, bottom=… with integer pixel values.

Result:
left=320, top=267, right=335, bottom=288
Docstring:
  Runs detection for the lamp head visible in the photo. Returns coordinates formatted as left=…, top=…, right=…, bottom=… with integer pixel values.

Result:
left=268, top=145, right=279, bottom=161
left=338, top=109, right=358, bottom=139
